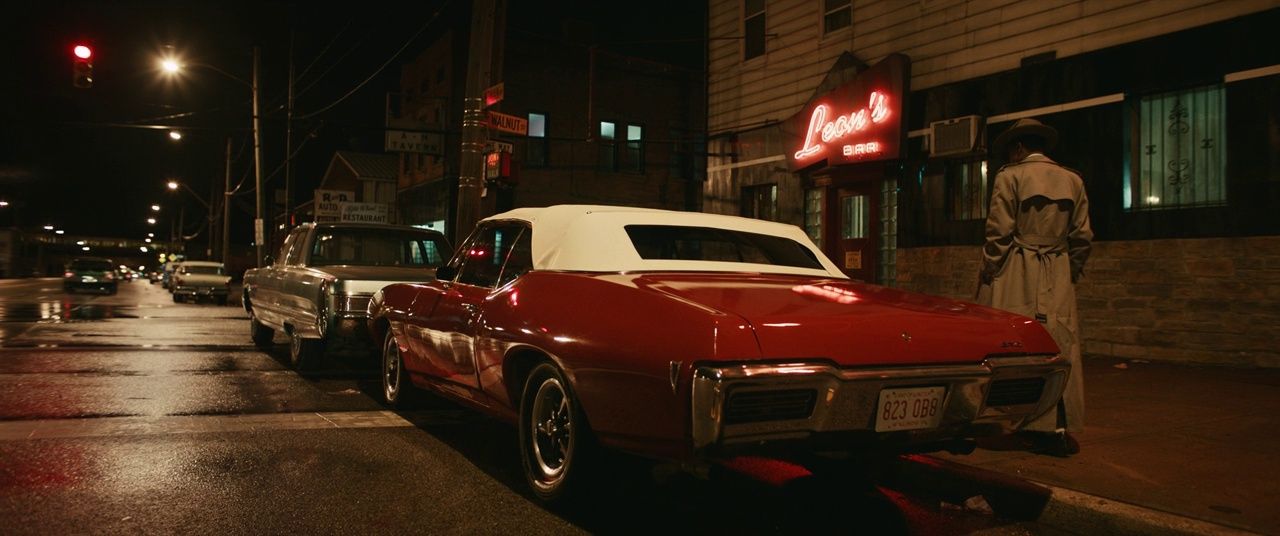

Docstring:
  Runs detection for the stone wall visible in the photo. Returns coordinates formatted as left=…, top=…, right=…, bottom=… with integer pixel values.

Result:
left=895, top=237, right=1280, bottom=367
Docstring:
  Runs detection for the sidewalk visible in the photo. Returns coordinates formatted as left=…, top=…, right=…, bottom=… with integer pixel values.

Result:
left=937, top=356, right=1280, bottom=534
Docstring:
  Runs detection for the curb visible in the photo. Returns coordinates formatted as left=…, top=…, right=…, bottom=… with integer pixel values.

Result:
left=897, top=456, right=1261, bottom=535
left=1036, top=483, right=1260, bottom=536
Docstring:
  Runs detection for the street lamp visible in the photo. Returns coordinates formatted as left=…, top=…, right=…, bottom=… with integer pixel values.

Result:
left=151, top=204, right=161, bottom=212
left=158, top=48, right=265, bottom=267
left=43, top=225, right=54, bottom=231
left=167, top=180, right=179, bottom=191
left=169, top=130, right=183, bottom=141
left=0, top=201, right=8, bottom=207
left=147, top=217, right=157, bottom=225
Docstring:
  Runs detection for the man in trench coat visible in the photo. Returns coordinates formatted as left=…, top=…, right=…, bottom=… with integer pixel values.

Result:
left=977, top=117, right=1093, bottom=457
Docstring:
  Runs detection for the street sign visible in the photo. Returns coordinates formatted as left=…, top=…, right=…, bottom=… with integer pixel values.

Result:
left=254, top=219, right=264, bottom=245
left=314, top=190, right=354, bottom=223
left=487, top=111, right=528, bottom=136
left=339, top=202, right=390, bottom=224
left=486, top=140, right=514, bottom=154
left=385, top=130, right=443, bottom=155
left=484, top=82, right=505, bottom=107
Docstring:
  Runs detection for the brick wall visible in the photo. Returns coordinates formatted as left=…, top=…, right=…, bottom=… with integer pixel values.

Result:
left=895, top=237, right=1280, bottom=367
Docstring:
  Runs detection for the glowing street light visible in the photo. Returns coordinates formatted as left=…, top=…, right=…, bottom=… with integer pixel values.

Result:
left=0, top=201, right=9, bottom=207
left=147, top=217, right=157, bottom=225
left=81, top=246, right=90, bottom=251
left=55, top=230, right=65, bottom=235
left=145, top=238, right=152, bottom=243
left=43, top=225, right=54, bottom=231
left=169, top=130, right=183, bottom=141
left=167, top=180, right=179, bottom=191
left=151, top=204, right=161, bottom=211
left=160, top=57, right=181, bottom=74
left=140, top=246, right=149, bottom=253
left=148, top=233, right=155, bottom=238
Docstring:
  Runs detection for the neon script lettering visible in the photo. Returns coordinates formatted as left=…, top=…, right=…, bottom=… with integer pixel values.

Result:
left=794, top=91, right=891, bottom=160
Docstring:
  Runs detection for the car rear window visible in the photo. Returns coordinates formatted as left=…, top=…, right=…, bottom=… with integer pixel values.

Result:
left=70, top=260, right=113, bottom=271
left=624, top=225, right=823, bottom=269
left=310, top=228, right=450, bottom=267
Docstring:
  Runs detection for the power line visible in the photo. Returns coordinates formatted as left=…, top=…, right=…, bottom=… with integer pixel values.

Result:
left=296, top=0, right=452, bottom=120
left=295, top=21, right=351, bottom=84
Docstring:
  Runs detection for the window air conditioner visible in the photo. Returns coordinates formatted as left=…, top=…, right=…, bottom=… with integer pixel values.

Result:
left=930, top=115, right=984, bottom=157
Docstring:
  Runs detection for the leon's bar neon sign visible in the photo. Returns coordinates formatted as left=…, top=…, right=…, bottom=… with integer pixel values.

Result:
left=794, top=91, right=891, bottom=161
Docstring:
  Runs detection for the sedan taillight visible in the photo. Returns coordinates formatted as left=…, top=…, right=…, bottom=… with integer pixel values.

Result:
left=64, top=271, right=74, bottom=278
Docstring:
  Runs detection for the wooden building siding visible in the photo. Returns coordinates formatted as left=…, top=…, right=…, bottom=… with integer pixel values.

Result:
left=708, top=0, right=1276, bottom=135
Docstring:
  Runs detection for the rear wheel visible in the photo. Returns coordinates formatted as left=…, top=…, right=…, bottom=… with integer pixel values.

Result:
left=520, top=362, right=595, bottom=504
left=381, top=332, right=408, bottom=407
left=249, top=311, right=274, bottom=348
left=172, top=294, right=183, bottom=303
left=288, top=330, right=324, bottom=372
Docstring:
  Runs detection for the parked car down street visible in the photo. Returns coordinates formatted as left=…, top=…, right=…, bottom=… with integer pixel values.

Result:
left=242, top=222, right=452, bottom=370
left=170, top=261, right=232, bottom=304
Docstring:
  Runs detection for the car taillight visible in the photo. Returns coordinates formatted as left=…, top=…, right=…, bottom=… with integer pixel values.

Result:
left=105, top=272, right=115, bottom=280
left=64, top=271, right=74, bottom=278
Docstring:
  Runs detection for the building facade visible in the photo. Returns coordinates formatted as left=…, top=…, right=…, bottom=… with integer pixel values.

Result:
left=706, top=1, right=1280, bottom=366
left=392, top=6, right=706, bottom=244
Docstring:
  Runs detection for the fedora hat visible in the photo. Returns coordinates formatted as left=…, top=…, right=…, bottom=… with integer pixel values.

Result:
left=991, top=117, right=1058, bottom=154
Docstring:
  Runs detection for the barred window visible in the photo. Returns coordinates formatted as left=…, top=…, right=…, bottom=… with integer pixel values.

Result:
left=625, top=124, right=644, bottom=173
left=950, top=160, right=989, bottom=221
left=1127, top=84, right=1227, bottom=210
left=804, top=188, right=823, bottom=243
left=599, top=121, right=616, bottom=172
left=879, top=179, right=898, bottom=287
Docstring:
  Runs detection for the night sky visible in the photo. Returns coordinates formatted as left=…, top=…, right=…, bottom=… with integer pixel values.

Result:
left=0, top=0, right=703, bottom=244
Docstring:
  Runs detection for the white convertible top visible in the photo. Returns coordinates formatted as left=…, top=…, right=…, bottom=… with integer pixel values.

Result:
left=481, top=205, right=847, bottom=278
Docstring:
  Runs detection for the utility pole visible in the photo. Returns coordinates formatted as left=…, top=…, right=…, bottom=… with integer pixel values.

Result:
left=222, top=137, right=232, bottom=268
left=456, top=0, right=498, bottom=243
left=252, top=46, right=265, bottom=266
left=207, top=177, right=217, bottom=259
left=284, top=31, right=295, bottom=233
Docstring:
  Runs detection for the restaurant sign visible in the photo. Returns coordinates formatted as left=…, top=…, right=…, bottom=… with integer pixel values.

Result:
left=783, top=53, right=909, bottom=172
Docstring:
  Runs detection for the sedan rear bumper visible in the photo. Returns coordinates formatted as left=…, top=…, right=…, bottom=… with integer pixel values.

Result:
left=690, top=355, right=1069, bottom=453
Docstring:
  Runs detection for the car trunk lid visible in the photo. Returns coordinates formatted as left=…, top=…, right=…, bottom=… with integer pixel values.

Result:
left=632, top=273, right=1053, bottom=367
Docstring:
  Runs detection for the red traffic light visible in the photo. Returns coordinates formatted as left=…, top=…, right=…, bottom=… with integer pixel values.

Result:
left=73, top=45, right=92, bottom=60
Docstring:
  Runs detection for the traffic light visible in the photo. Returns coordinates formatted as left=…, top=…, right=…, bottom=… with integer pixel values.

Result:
left=72, top=44, right=93, bottom=88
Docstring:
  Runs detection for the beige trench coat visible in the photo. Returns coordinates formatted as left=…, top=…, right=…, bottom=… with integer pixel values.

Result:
left=976, top=154, right=1093, bottom=433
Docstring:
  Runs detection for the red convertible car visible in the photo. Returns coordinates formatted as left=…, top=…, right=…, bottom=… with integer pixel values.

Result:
left=369, top=205, right=1069, bottom=502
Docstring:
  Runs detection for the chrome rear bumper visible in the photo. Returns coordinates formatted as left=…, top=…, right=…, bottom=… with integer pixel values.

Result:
left=690, top=356, right=1069, bottom=451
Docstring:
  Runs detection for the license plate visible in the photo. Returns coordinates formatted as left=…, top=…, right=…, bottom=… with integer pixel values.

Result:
left=83, top=277, right=97, bottom=282
left=874, top=386, right=946, bottom=432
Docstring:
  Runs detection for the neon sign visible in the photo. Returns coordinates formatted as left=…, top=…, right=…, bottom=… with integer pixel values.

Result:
left=794, top=91, right=892, bottom=161
left=784, top=53, right=908, bottom=171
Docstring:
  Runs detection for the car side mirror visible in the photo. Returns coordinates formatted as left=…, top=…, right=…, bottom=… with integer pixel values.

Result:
left=434, top=265, right=457, bottom=281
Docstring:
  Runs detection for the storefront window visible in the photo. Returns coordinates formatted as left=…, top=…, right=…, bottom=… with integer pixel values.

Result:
left=823, top=0, right=851, bottom=35
left=1127, top=84, right=1227, bottom=210
left=743, top=183, right=778, bottom=221
left=804, top=188, right=823, bottom=243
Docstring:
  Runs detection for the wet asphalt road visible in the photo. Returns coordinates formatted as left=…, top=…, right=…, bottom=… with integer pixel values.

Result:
left=0, top=278, right=1059, bottom=534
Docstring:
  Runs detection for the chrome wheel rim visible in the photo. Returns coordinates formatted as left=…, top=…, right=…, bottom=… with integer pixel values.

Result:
left=383, top=338, right=400, bottom=402
left=530, top=377, right=572, bottom=481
